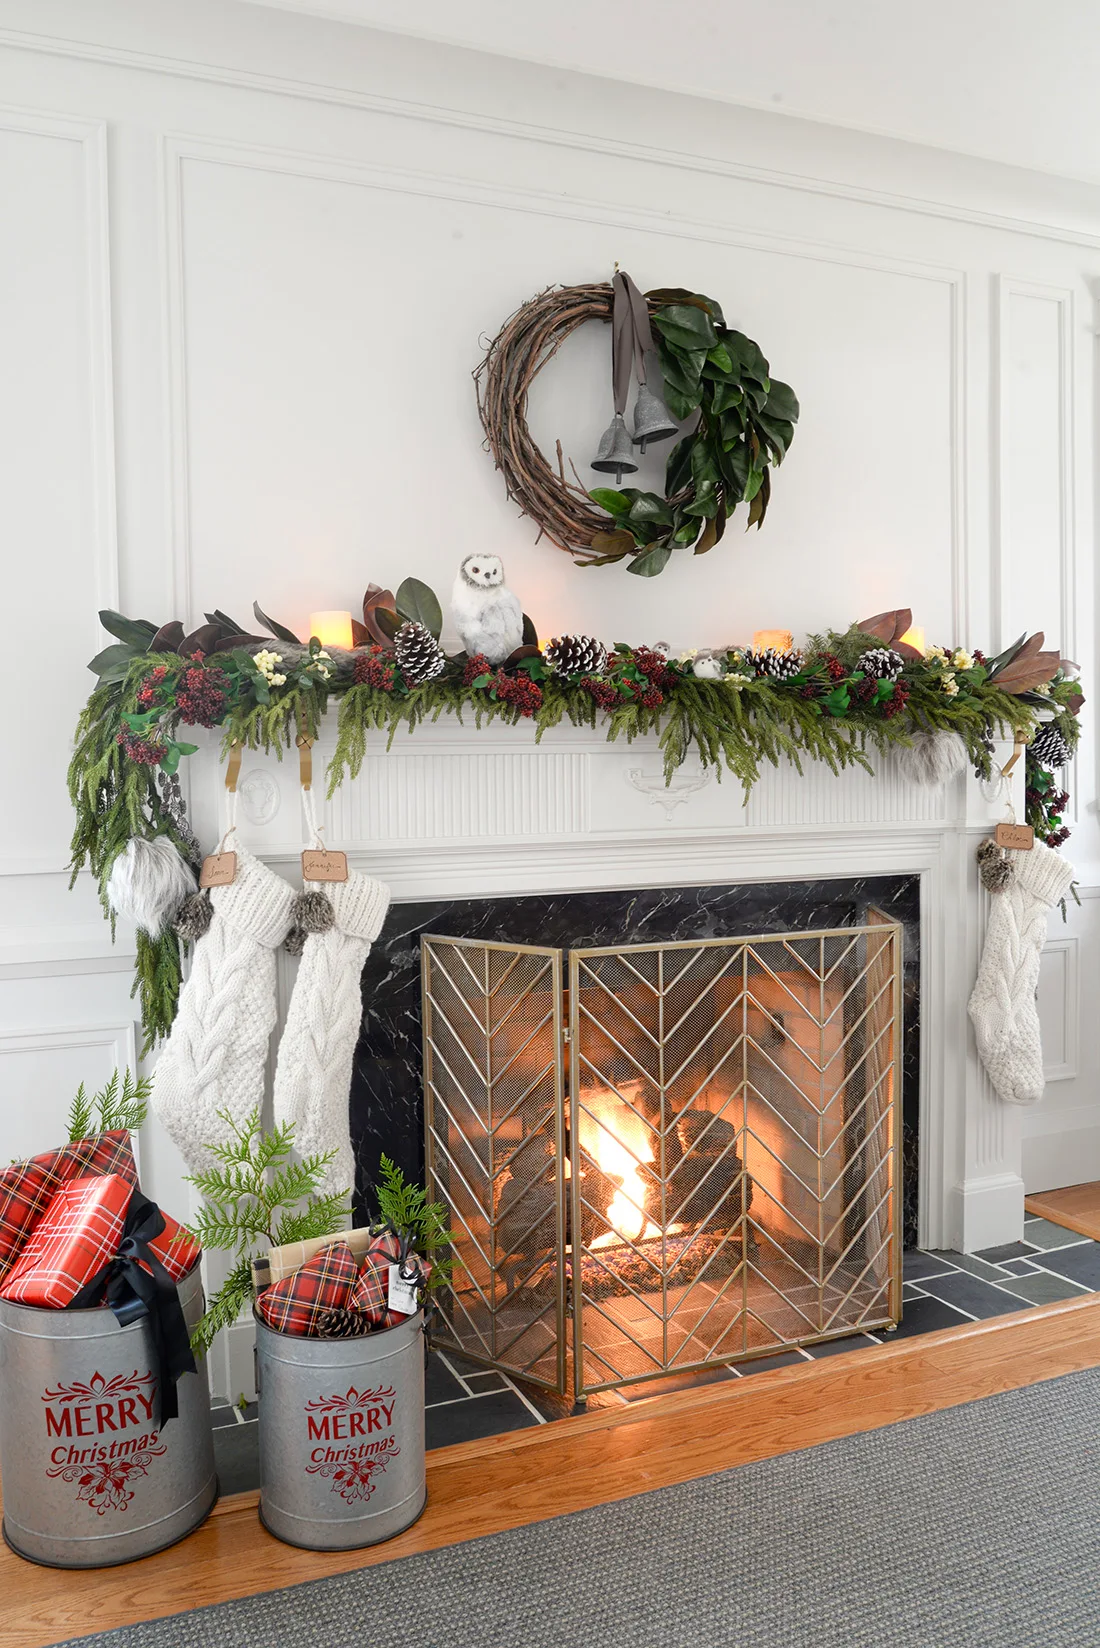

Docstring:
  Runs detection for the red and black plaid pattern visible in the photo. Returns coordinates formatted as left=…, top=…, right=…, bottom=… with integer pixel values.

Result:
left=0, top=1132, right=137, bottom=1285
left=351, top=1231, right=426, bottom=1329
left=0, top=1174, right=133, bottom=1308
left=255, top=1239, right=359, bottom=1336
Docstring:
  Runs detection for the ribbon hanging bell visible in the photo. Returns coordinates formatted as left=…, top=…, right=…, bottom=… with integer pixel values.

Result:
left=591, top=272, right=677, bottom=481
left=631, top=377, right=678, bottom=453
left=591, top=412, right=639, bottom=486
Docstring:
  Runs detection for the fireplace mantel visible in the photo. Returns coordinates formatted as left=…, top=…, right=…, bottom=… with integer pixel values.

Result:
left=186, top=720, right=1027, bottom=1255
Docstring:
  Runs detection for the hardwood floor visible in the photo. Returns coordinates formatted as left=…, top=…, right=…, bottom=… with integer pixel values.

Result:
left=1025, top=1182, right=1100, bottom=1241
left=6, top=1295, right=1100, bottom=1648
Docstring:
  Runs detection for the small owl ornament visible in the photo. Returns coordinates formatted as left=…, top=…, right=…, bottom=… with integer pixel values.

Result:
left=451, top=554, right=524, bottom=665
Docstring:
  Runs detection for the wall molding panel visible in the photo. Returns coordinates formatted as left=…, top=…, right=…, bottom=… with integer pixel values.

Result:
left=5, top=14, right=1100, bottom=251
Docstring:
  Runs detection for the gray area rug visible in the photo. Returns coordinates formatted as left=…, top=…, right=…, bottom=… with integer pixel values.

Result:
left=62, top=1366, right=1100, bottom=1648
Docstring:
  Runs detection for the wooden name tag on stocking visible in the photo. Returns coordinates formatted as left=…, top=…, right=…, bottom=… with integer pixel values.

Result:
left=302, top=848, right=348, bottom=882
left=994, top=823, right=1034, bottom=851
left=200, top=852, right=237, bottom=887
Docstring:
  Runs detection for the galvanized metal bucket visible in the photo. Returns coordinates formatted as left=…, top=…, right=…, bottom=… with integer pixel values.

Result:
left=0, top=1262, right=218, bottom=1567
left=255, top=1309, right=426, bottom=1550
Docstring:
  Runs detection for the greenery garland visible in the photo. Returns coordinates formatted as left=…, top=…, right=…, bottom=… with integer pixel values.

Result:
left=68, top=596, right=1082, bottom=1047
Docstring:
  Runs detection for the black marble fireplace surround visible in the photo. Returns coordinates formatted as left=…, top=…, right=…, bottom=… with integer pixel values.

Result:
left=350, top=875, right=921, bottom=1247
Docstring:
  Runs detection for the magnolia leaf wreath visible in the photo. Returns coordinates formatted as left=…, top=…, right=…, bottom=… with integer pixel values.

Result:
left=475, top=281, right=799, bottom=577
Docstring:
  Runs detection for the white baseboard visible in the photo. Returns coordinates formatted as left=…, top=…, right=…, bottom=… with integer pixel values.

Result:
left=954, top=1171, right=1026, bottom=1254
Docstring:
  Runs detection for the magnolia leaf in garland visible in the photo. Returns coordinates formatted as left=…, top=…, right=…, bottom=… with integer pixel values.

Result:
left=98, top=611, right=159, bottom=649
left=396, top=576, right=443, bottom=640
left=252, top=602, right=301, bottom=646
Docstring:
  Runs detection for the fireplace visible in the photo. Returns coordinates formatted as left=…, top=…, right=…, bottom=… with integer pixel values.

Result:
left=420, top=917, right=902, bottom=1399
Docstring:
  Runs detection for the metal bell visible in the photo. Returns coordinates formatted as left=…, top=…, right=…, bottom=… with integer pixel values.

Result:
left=591, top=414, right=639, bottom=485
left=631, top=382, right=678, bottom=452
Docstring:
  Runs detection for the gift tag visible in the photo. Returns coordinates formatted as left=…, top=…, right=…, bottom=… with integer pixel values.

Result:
left=302, top=848, right=348, bottom=882
left=388, top=1262, right=420, bottom=1316
left=994, top=822, right=1034, bottom=851
left=200, top=851, right=237, bottom=888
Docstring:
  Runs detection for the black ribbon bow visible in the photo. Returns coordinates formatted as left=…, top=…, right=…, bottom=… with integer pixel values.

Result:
left=69, top=1190, right=197, bottom=1427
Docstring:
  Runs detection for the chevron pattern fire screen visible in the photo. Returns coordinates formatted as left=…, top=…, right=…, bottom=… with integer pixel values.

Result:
left=422, top=919, right=902, bottom=1400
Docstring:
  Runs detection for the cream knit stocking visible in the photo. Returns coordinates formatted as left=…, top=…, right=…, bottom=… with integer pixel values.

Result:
left=967, top=838, right=1075, bottom=1105
left=272, top=872, right=391, bottom=1195
left=152, top=845, right=294, bottom=1169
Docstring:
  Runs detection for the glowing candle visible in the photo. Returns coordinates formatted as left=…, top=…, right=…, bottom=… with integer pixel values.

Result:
left=752, top=629, right=793, bottom=653
left=898, top=625, right=925, bottom=654
left=308, top=611, right=354, bottom=650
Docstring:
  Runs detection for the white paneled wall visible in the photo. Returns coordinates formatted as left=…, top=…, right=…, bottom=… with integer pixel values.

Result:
left=0, top=0, right=1096, bottom=1316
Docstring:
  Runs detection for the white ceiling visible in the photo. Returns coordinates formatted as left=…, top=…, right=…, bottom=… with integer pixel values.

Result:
left=237, top=0, right=1100, bottom=185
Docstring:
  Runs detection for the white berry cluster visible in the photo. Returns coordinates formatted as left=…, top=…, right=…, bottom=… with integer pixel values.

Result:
left=253, top=648, right=287, bottom=687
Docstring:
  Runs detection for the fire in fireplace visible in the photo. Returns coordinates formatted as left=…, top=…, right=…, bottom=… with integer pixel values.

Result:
left=422, top=918, right=902, bottom=1400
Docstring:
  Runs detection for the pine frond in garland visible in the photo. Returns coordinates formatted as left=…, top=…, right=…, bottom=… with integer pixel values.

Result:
left=394, top=621, right=445, bottom=686
left=859, top=647, right=904, bottom=681
left=544, top=635, right=609, bottom=678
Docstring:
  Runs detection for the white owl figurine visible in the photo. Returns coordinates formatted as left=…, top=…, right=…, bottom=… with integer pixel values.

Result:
left=451, top=554, right=524, bottom=665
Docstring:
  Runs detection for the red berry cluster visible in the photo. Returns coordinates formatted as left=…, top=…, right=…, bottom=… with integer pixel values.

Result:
left=353, top=647, right=398, bottom=691
left=135, top=664, right=168, bottom=710
left=814, top=652, right=847, bottom=682
left=463, top=653, right=491, bottom=686
left=176, top=661, right=229, bottom=728
left=116, top=730, right=167, bottom=765
left=882, top=681, right=910, bottom=719
left=630, top=648, right=676, bottom=691
left=493, top=671, right=543, bottom=718
left=581, top=676, right=618, bottom=710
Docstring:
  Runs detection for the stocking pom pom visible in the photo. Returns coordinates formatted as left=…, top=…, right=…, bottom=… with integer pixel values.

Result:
left=175, top=889, right=213, bottom=942
left=977, top=837, right=1014, bottom=894
left=107, top=835, right=197, bottom=936
left=283, top=925, right=307, bottom=957
left=895, top=730, right=968, bottom=787
left=292, top=890, right=335, bottom=935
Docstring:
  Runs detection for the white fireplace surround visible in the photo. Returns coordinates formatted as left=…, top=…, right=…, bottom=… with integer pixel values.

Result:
left=187, top=719, right=1029, bottom=1261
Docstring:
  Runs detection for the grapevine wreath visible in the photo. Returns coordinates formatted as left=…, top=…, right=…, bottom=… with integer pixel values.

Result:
left=474, top=281, right=800, bottom=577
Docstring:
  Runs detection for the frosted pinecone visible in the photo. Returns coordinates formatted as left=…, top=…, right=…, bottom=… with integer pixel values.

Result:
left=746, top=647, right=804, bottom=681
left=315, top=1308, right=372, bottom=1339
left=1029, top=723, right=1071, bottom=769
left=858, top=647, right=904, bottom=682
left=394, top=621, right=446, bottom=686
left=544, top=634, right=609, bottom=678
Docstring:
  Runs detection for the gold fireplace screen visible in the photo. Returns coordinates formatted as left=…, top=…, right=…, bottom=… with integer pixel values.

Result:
left=422, top=919, right=902, bottom=1400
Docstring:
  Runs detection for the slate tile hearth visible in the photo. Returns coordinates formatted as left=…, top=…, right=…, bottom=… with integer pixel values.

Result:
left=210, top=1215, right=1100, bottom=1495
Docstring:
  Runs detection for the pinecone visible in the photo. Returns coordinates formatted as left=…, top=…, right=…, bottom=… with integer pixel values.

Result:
left=858, top=647, right=904, bottom=682
left=746, top=647, right=804, bottom=681
left=394, top=621, right=445, bottom=686
left=315, top=1307, right=372, bottom=1339
left=1029, top=724, right=1071, bottom=769
left=544, top=634, right=609, bottom=678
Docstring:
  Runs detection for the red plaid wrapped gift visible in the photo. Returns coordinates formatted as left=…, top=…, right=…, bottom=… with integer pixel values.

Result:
left=255, top=1239, right=359, bottom=1336
left=146, top=1214, right=201, bottom=1283
left=351, top=1230, right=428, bottom=1329
left=0, top=1131, right=137, bottom=1286
left=0, top=1174, right=133, bottom=1308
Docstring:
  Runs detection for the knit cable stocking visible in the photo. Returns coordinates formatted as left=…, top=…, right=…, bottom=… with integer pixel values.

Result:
left=153, top=845, right=294, bottom=1169
left=967, top=838, right=1075, bottom=1105
left=272, top=871, right=391, bottom=1196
